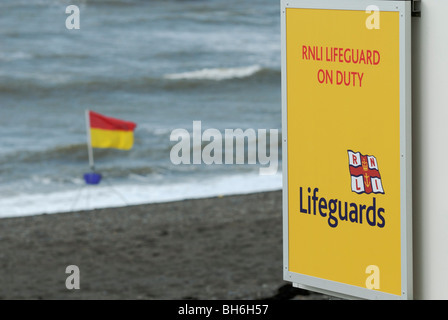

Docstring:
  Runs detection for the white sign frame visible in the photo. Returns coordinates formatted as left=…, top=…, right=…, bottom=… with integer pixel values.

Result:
left=281, top=0, right=413, bottom=300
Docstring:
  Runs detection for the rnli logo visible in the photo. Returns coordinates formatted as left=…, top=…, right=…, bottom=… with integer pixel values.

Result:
left=348, top=150, right=384, bottom=194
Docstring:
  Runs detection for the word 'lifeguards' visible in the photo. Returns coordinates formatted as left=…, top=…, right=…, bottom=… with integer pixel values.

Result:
left=299, top=187, right=386, bottom=228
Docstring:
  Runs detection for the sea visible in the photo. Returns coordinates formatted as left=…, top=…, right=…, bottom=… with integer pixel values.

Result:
left=0, top=0, right=282, bottom=218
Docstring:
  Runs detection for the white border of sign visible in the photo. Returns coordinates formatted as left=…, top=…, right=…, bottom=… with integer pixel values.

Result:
left=281, top=0, right=413, bottom=300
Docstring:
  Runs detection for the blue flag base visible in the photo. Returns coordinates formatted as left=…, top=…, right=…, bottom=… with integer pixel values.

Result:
left=84, top=172, right=102, bottom=185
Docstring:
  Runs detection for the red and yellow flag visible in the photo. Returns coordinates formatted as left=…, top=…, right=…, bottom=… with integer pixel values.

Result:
left=88, top=110, right=137, bottom=150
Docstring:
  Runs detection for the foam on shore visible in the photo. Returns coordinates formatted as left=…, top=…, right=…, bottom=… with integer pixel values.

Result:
left=0, top=173, right=282, bottom=218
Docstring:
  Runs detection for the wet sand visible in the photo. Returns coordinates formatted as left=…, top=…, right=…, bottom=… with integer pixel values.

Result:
left=0, top=190, right=324, bottom=300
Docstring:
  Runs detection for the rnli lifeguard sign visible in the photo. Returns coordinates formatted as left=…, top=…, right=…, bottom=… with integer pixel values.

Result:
left=281, top=0, right=413, bottom=299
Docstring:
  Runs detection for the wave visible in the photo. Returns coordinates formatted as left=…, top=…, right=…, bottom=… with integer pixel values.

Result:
left=0, top=172, right=282, bottom=218
left=0, top=67, right=280, bottom=95
left=0, top=51, right=33, bottom=62
left=0, top=143, right=136, bottom=167
left=0, top=0, right=141, bottom=8
left=164, top=65, right=262, bottom=81
left=6, top=144, right=90, bottom=164
left=0, top=126, right=282, bottom=167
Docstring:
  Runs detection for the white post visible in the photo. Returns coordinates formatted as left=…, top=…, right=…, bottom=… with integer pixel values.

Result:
left=413, top=0, right=448, bottom=299
left=85, top=109, right=95, bottom=171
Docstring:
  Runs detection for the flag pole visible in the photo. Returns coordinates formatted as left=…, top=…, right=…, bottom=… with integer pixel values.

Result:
left=85, top=109, right=95, bottom=171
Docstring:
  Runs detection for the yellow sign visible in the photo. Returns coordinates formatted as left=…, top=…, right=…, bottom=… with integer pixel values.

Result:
left=283, top=2, right=412, bottom=299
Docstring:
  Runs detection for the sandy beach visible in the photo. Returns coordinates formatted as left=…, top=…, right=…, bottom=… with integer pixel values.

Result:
left=0, top=190, right=325, bottom=300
